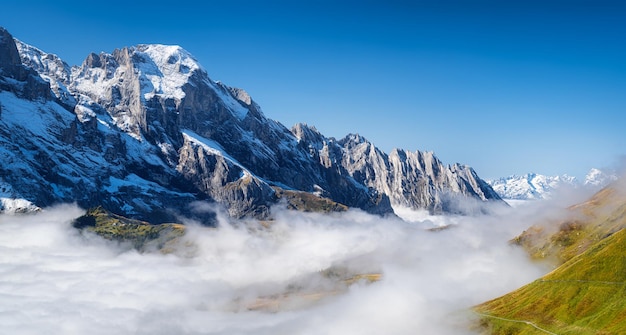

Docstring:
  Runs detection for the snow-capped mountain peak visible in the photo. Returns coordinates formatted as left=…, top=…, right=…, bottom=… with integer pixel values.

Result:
left=71, top=44, right=203, bottom=103
left=15, top=40, right=71, bottom=83
left=488, top=169, right=617, bottom=200
left=584, top=168, right=617, bottom=186
left=487, top=173, right=574, bottom=200
left=133, top=44, right=201, bottom=100
left=0, top=26, right=504, bottom=221
left=14, top=39, right=75, bottom=107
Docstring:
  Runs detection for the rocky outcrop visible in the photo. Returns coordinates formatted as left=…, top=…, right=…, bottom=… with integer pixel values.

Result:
left=0, top=27, right=51, bottom=100
left=72, top=207, right=188, bottom=253
left=293, top=123, right=502, bottom=214
left=0, top=28, right=21, bottom=67
left=176, top=133, right=276, bottom=218
left=15, top=39, right=75, bottom=108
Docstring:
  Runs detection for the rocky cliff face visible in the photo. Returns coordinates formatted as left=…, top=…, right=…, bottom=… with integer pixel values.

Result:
left=292, top=123, right=502, bottom=214
left=0, top=27, right=501, bottom=222
left=0, top=29, right=50, bottom=100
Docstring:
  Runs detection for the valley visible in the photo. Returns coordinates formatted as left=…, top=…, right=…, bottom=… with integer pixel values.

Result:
left=0, top=9, right=623, bottom=334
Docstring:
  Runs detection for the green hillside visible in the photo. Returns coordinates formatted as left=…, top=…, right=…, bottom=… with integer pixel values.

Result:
left=476, top=181, right=626, bottom=334
left=513, top=185, right=626, bottom=264
left=72, top=207, right=188, bottom=253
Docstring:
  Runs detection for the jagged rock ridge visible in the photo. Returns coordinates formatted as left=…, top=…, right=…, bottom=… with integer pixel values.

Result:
left=0, top=27, right=501, bottom=222
left=292, top=124, right=501, bottom=214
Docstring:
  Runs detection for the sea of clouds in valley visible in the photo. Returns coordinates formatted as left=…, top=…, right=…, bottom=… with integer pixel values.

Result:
left=0, top=197, right=580, bottom=335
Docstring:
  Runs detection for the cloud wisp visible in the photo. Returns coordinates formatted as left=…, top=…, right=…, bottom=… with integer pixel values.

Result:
left=0, top=201, right=556, bottom=335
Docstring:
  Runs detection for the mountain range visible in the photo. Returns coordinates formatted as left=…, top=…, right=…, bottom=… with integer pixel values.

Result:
left=487, top=168, right=618, bottom=200
left=0, top=26, right=502, bottom=223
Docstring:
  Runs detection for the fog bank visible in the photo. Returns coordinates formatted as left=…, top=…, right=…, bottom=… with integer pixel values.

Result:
left=0, top=201, right=557, bottom=335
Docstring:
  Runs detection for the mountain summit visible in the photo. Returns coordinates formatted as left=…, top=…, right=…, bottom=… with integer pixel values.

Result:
left=0, top=27, right=502, bottom=222
left=487, top=169, right=618, bottom=200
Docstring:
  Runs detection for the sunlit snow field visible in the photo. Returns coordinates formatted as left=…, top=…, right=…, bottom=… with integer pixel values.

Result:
left=0, top=201, right=563, bottom=335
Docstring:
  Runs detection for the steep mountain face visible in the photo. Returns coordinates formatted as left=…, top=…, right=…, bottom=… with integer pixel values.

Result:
left=64, top=42, right=391, bottom=217
left=0, top=27, right=501, bottom=221
left=0, top=40, right=201, bottom=221
left=292, top=123, right=502, bottom=214
left=487, top=169, right=617, bottom=200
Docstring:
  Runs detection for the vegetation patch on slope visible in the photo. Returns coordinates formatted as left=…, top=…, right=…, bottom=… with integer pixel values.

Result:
left=513, top=184, right=626, bottom=264
left=273, top=187, right=349, bottom=213
left=476, top=181, right=626, bottom=334
left=72, top=206, right=188, bottom=253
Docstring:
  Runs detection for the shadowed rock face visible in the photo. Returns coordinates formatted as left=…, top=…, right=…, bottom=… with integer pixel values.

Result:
left=0, top=28, right=21, bottom=66
left=0, top=27, right=51, bottom=100
left=0, top=26, right=501, bottom=222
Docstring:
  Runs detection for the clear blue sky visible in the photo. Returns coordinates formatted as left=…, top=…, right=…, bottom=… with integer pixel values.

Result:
left=2, top=0, right=625, bottom=179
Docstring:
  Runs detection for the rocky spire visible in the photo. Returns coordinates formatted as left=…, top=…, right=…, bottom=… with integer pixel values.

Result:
left=0, top=27, right=51, bottom=100
left=0, top=27, right=21, bottom=69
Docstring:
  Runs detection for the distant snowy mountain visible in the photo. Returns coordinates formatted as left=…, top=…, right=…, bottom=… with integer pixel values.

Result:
left=584, top=168, right=617, bottom=187
left=487, top=169, right=618, bottom=200
left=0, top=26, right=503, bottom=222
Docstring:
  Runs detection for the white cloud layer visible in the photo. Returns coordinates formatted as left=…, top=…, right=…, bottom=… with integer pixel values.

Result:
left=0, top=201, right=560, bottom=335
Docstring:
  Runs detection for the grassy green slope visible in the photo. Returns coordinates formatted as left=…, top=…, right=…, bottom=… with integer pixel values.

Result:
left=513, top=186, right=626, bottom=264
left=72, top=207, right=188, bottom=253
left=477, top=228, right=626, bottom=334
left=476, top=181, right=626, bottom=334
